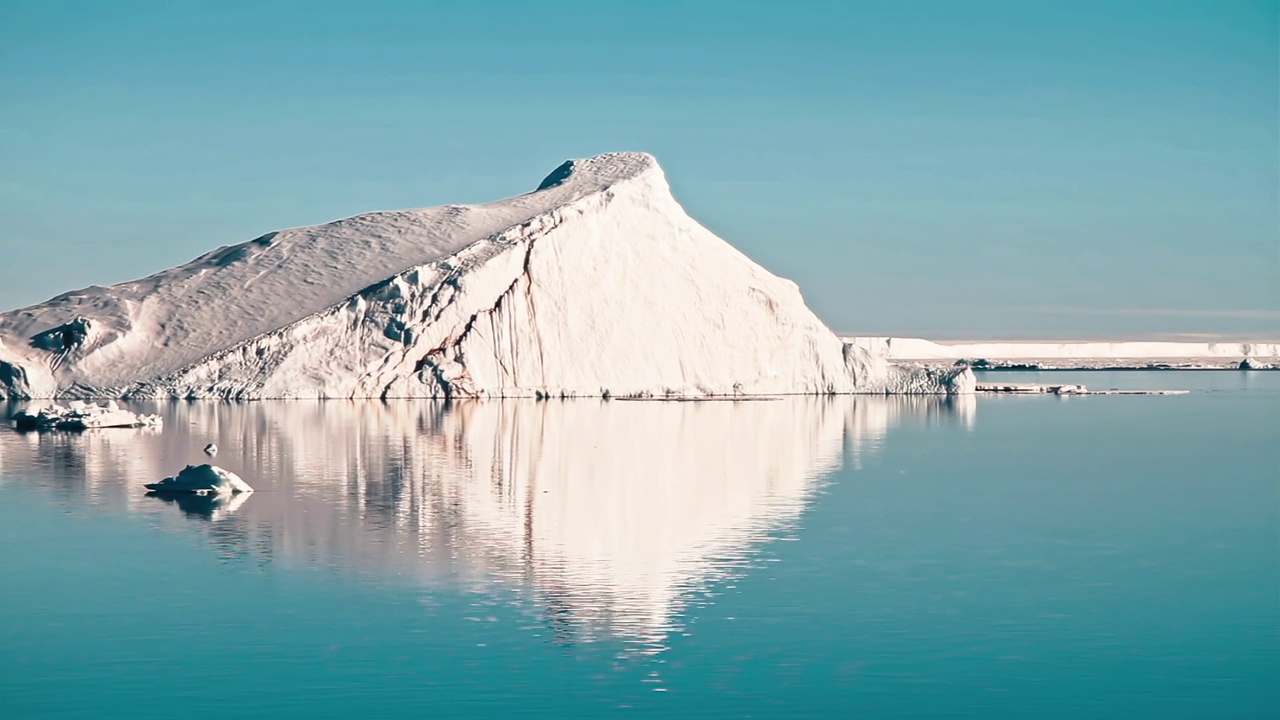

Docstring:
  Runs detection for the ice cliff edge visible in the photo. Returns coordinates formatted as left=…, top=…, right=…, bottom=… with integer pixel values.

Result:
left=0, top=152, right=971, bottom=399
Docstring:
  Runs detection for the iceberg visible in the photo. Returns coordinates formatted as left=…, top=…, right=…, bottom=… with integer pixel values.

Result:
left=144, top=464, right=254, bottom=496
left=0, top=153, right=970, bottom=399
left=12, top=400, right=163, bottom=430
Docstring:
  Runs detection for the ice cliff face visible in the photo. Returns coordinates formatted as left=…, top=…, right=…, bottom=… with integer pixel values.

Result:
left=0, top=153, right=969, bottom=399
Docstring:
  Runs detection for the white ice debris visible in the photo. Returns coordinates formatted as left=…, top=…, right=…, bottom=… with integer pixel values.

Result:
left=975, top=382, right=1088, bottom=394
left=973, top=382, right=1186, bottom=395
left=144, top=464, right=253, bottom=496
left=0, top=153, right=970, bottom=399
left=12, top=400, right=163, bottom=430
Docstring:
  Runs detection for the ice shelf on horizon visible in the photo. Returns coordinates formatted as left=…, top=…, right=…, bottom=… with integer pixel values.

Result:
left=844, top=337, right=1280, bottom=370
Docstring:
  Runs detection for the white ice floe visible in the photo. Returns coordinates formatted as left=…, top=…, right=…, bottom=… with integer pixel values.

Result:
left=974, top=382, right=1186, bottom=396
left=144, top=464, right=254, bottom=496
left=975, top=382, right=1088, bottom=395
left=12, top=400, right=163, bottom=430
left=0, top=153, right=968, bottom=399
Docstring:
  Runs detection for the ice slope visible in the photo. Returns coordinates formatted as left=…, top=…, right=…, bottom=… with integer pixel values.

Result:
left=846, top=337, right=1280, bottom=364
left=0, top=153, right=968, bottom=399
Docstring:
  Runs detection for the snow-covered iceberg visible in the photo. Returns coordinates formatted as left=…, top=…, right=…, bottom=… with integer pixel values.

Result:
left=144, top=464, right=254, bottom=496
left=0, top=153, right=970, bottom=399
left=12, top=400, right=163, bottom=430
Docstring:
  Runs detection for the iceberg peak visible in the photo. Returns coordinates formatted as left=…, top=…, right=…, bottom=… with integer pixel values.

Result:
left=535, top=151, right=662, bottom=193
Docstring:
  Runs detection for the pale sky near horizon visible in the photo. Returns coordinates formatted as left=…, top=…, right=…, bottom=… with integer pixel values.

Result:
left=2, top=0, right=1276, bottom=339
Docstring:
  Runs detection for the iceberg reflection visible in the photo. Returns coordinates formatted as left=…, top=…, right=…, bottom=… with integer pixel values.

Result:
left=145, top=490, right=252, bottom=521
left=2, top=396, right=974, bottom=649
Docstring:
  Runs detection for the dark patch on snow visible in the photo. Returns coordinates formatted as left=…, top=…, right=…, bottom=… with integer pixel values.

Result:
left=536, top=160, right=576, bottom=191
left=30, top=316, right=92, bottom=353
left=212, top=245, right=254, bottom=267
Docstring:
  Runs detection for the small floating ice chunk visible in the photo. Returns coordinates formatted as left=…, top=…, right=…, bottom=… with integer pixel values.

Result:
left=203, top=442, right=218, bottom=456
left=145, top=464, right=253, bottom=496
left=12, top=401, right=163, bottom=430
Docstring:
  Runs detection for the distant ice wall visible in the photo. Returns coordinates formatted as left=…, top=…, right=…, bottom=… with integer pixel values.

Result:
left=845, top=337, right=1280, bottom=362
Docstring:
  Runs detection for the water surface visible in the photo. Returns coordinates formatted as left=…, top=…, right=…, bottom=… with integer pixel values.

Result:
left=2, top=374, right=1276, bottom=718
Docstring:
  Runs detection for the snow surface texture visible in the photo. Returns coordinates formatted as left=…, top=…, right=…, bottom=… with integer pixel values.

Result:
left=145, top=464, right=254, bottom=496
left=1, top=153, right=968, bottom=399
left=12, top=400, right=163, bottom=430
left=846, top=337, right=1280, bottom=369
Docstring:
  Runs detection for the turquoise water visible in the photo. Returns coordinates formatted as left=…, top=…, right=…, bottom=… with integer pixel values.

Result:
left=1, top=372, right=1276, bottom=718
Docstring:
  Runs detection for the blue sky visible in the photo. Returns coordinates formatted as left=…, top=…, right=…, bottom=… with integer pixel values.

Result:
left=1, top=0, right=1276, bottom=338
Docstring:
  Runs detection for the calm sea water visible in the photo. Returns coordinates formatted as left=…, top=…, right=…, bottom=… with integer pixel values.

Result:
left=1, top=372, right=1276, bottom=718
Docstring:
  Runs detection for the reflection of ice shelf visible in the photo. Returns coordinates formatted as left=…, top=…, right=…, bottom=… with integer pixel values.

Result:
left=3, top=397, right=973, bottom=650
